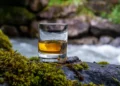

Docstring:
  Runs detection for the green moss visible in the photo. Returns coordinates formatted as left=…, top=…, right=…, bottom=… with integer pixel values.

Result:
left=73, top=62, right=89, bottom=71
left=0, top=30, right=12, bottom=51
left=0, top=78, right=4, bottom=84
left=29, top=57, right=40, bottom=62
left=0, top=7, right=35, bottom=25
left=0, top=49, right=74, bottom=86
left=0, top=49, right=104, bottom=86
left=97, top=61, right=109, bottom=65
left=82, top=82, right=104, bottom=86
left=112, top=77, right=120, bottom=86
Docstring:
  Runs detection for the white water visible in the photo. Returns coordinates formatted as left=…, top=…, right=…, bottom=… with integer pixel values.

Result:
left=10, top=38, right=120, bottom=65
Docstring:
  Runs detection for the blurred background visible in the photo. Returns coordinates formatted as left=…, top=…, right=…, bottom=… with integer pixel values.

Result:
left=1, top=0, right=120, bottom=64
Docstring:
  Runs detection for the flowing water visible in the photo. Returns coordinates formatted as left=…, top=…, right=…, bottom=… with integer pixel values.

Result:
left=10, top=38, right=120, bottom=65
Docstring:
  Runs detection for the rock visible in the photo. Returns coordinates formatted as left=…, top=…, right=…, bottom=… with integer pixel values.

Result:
left=0, top=7, right=35, bottom=25
left=56, top=17, right=90, bottom=38
left=1, top=25, right=19, bottom=37
left=63, top=57, right=120, bottom=86
left=90, top=17, right=120, bottom=37
left=68, top=36, right=98, bottom=45
left=87, top=0, right=118, bottom=15
left=66, top=56, right=81, bottom=63
left=99, top=36, right=113, bottom=44
left=19, top=26, right=30, bottom=37
left=37, top=5, right=77, bottom=19
left=30, top=20, right=39, bottom=38
left=110, top=37, right=120, bottom=47
left=28, top=0, right=49, bottom=12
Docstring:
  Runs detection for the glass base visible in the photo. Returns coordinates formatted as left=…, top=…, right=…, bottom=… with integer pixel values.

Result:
left=38, top=52, right=67, bottom=63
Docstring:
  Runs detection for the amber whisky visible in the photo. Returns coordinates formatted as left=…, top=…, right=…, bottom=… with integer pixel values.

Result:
left=38, top=40, right=67, bottom=54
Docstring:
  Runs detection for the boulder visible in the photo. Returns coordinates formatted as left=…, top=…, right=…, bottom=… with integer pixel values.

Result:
left=28, top=0, right=49, bottom=12
left=19, top=26, right=30, bottom=37
left=63, top=57, right=120, bottom=86
left=37, top=5, right=78, bottom=19
left=56, top=17, right=90, bottom=38
left=110, top=37, right=120, bottom=47
left=1, top=25, right=19, bottom=37
left=90, top=17, right=120, bottom=37
left=87, top=0, right=119, bottom=15
left=30, top=20, right=39, bottom=38
left=99, top=36, right=113, bottom=44
left=68, top=36, right=98, bottom=45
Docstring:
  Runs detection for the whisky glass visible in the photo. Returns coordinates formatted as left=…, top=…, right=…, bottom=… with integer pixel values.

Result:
left=38, top=23, right=68, bottom=63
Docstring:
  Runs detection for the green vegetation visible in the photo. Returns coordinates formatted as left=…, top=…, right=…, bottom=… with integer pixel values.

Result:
left=97, top=61, right=109, bottom=65
left=29, top=56, right=40, bottom=62
left=108, top=5, right=120, bottom=24
left=48, top=0, right=85, bottom=6
left=0, top=49, right=74, bottom=86
left=0, top=49, right=103, bottom=86
left=73, top=62, right=89, bottom=71
left=112, top=77, right=120, bottom=86
left=0, top=30, right=103, bottom=86
left=101, top=4, right=120, bottom=24
left=0, top=7, right=35, bottom=25
left=0, top=30, right=12, bottom=51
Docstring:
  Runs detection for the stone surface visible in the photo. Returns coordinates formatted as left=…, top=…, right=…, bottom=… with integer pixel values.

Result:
left=63, top=57, right=120, bottom=86
left=99, top=36, right=113, bottom=44
left=90, top=17, right=120, bottom=37
left=37, top=5, right=77, bottom=19
left=56, top=17, right=90, bottom=38
left=68, top=37, right=98, bottom=45
left=28, top=0, right=49, bottom=12
left=87, top=0, right=119, bottom=15
left=30, top=20, right=39, bottom=38
left=110, top=37, right=120, bottom=47
left=1, top=25, right=19, bottom=37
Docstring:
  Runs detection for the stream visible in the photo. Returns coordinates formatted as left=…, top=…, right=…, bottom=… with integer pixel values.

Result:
left=10, top=38, right=120, bottom=65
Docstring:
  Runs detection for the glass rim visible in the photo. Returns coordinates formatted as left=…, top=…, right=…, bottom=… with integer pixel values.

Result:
left=39, top=23, right=68, bottom=26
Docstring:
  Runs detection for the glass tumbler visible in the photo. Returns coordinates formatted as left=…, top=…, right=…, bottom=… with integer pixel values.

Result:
left=38, top=23, right=68, bottom=63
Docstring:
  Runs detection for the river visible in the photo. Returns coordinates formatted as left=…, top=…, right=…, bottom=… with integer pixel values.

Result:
left=10, top=38, right=120, bottom=65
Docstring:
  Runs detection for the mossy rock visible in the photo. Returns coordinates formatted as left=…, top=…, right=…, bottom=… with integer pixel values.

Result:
left=0, top=49, right=103, bottom=86
left=0, top=30, right=12, bottom=51
left=0, top=7, right=35, bottom=25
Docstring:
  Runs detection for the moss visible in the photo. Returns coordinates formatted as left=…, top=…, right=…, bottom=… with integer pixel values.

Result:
left=97, top=61, right=109, bottom=65
left=0, top=49, right=104, bottom=86
left=112, top=77, right=120, bottom=86
left=0, top=78, right=4, bottom=84
left=0, top=49, right=74, bottom=86
left=29, top=57, right=40, bottom=62
left=73, top=62, right=89, bottom=71
left=82, top=82, right=104, bottom=86
left=0, top=7, right=35, bottom=25
left=0, top=30, right=12, bottom=51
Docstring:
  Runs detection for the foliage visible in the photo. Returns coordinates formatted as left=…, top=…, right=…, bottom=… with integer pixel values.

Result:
left=73, top=62, right=88, bottom=71
left=0, top=48, right=104, bottom=86
left=0, top=49, right=74, bottom=86
left=101, top=4, right=120, bottom=24
left=97, top=61, right=109, bottom=65
left=48, top=0, right=85, bottom=6
left=0, top=30, right=12, bottom=51
left=29, top=56, right=40, bottom=62
left=0, top=7, right=35, bottom=25
left=108, top=5, right=120, bottom=24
